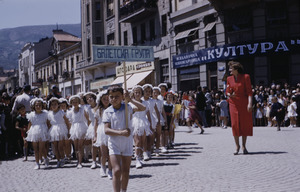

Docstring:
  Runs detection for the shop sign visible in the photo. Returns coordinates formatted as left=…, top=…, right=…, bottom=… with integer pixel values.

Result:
left=90, top=77, right=115, bottom=90
left=116, top=61, right=154, bottom=77
left=93, top=45, right=154, bottom=62
left=173, top=38, right=300, bottom=69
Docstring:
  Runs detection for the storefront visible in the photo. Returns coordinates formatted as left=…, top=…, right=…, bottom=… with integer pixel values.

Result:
left=111, top=61, right=155, bottom=89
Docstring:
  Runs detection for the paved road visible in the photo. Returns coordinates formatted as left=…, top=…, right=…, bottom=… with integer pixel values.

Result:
left=1, top=126, right=300, bottom=192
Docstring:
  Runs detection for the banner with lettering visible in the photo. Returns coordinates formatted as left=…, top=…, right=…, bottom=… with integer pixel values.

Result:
left=93, top=45, right=154, bottom=62
left=173, top=39, right=300, bottom=69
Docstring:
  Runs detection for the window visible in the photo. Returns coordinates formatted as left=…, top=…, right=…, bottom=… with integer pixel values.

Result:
left=71, top=58, right=74, bottom=71
left=95, top=2, right=101, bottom=20
left=124, top=31, right=128, bottom=46
left=266, top=0, right=287, bottom=25
left=107, top=0, right=114, bottom=17
left=76, top=56, right=79, bottom=62
left=52, top=65, right=54, bottom=75
left=161, top=14, right=167, bottom=36
left=95, top=36, right=101, bottom=44
left=132, top=27, right=137, bottom=44
left=65, top=60, right=69, bottom=72
left=107, top=33, right=115, bottom=45
left=36, top=72, right=39, bottom=81
left=225, top=7, right=252, bottom=32
left=207, top=63, right=217, bottom=90
left=160, top=59, right=169, bottom=83
left=149, top=19, right=155, bottom=40
left=60, top=62, right=62, bottom=75
left=87, top=39, right=91, bottom=58
left=86, top=4, right=90, bottom=24
left=141, top=23, right=146, bottom=43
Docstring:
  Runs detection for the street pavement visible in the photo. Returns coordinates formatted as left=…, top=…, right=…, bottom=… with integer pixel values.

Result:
left=1, top=125, right=300, bottom=192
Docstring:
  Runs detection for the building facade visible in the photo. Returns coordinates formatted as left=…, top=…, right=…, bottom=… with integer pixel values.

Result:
left=33, top=30, right=82, bottom=97
left=78, top=0, right=300, bottom=93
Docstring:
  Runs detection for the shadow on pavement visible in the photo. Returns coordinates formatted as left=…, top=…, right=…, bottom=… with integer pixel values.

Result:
left=143, top=162, right=179, bottom=167
left=130, top=174, right=152, bottom=179
left=174, top=142, right=198, bottom=146
left=247, top=151, right=287, bottom=155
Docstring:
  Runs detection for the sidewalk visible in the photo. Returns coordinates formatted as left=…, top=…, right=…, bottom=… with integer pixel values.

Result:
left=1, top=126, right=300, bottom=192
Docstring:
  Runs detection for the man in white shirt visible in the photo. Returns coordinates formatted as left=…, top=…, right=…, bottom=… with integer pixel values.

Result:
left=12, top=85, right=33, bottom=113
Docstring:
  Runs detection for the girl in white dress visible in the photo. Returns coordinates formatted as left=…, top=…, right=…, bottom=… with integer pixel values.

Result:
left=67, top=95, right=90, bottom=169
left=26, top=98, right=50, bottom=170
left=131, top=85, right=152, bottom=169
left=152, top=86, right=167, bottom=156
left=48, top=97, right=70, bottom=167
left=84, top=92, right=100, bottom=169
left=59, top=98, right=72, bottom=162
left=142, top=84, right=160, bottom=161
left=94, top=90, right=112, bottom=178
left=287, top=96, right=297, bottom=127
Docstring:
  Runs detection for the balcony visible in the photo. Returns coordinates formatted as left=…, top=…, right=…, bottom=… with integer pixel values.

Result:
left=119, top=0, right=158, bottom=23
left=208, top=0, right=259, bottom=11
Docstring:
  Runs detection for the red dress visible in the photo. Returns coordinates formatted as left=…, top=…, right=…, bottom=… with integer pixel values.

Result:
left=226, top=74, right=253, bottom=136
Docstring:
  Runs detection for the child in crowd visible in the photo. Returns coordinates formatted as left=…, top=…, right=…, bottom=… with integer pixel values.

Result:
left=270, top=97, right=285, bottom=131
left=158, top=83, right=168, bottom=100
left=287, top=96, right=297, bottom=127
left=59, top=98, right=72, bottom=162
left=103, top=85, right=146, bottom=192
left=162, top=92, right=175, bottom=153
left=67, top=95, right=90, bottom=168
left=152, top=86, right=166, bottom=156
left=255, top=103, right=264, bottom=126
left=48, top=97, right=70, bottom=167
left=217, top=95, right=229, bottom=129
left=15, top=104, right=29, bottom=161
left=26, top=98, right=50, bottom=170
left=186, top=94, right=204, bottom=134
left=130, top=85, right=152, bottom=168
left=94, top=90, right=112, bottom=178
left=84, top=92, right=101, bottom=169
left=142, top=84, right=160, bottom=161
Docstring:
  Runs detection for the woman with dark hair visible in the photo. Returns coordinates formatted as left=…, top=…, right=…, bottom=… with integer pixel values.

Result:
left=226, top=61, right=253, bottom=155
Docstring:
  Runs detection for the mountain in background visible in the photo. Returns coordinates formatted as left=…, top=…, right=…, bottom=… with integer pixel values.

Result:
left=0, top=24, right=81, bottom=69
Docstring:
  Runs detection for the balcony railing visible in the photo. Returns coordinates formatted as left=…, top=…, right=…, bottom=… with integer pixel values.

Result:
left=119, top=0, right=158, bottom=23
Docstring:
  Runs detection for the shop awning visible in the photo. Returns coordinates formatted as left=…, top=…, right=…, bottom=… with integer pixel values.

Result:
left=174, top=27, right=199, bottom=40
left=126, top=70, right=152, bottom=89
left=111, top=74, right=133, bottom=86
left=202, top=22, right=216, bottom=32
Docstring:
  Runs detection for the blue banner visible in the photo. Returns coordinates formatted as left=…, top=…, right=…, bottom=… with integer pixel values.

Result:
left=93, top=45, right=154, bottom=62
left=173, top=39, right=300, bottom=69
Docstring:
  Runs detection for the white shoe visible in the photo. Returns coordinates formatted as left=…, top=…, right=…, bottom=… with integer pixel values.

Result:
left=77, top=163, right=83, bottom=169
left=155, top=149, right=160, bottom=157
left=23, top=156, right=27, bottom=161
left=108, top=169, right=113, bottom=180
left=143, top=152, right=150, bottom=161
left=161, top=147, right=168, bottom=153
left=90, top=161, right=97, bottom=169
left=44, top=158, right=49, bottom=168
left=34, top=164, right=40, bottom=170
left=136, top=159, right=142, bottom=169
left=100, top=167, right=107, bottom=177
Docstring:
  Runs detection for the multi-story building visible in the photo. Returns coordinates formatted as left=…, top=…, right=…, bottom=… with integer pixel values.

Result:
left=172, top=0, right=300, bottom=91
left=33, top=29, right=82, bottom=97
left=79, top=0, right=300, bottom=92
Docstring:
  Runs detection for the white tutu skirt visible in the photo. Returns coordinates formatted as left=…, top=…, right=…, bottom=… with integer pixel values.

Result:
left=94, top=123, right=108, bottom=147
left=26, top=124, right=49, bottom=142
left=132, top=117, right=152, bottom=136
left=69, top=122, right=88, bottom=140
left=85, top=123, right=95, bottom=140
left=49, top=124, right=68, bottom=141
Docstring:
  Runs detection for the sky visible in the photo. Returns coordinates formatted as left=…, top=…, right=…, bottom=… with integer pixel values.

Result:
left=0, top=0, right=81, bottom=29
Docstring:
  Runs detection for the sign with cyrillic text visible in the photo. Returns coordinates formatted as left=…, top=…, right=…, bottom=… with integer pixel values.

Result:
left=93, top=45, right=154, bottom=62
left=173, top=39, right=300, bottom=68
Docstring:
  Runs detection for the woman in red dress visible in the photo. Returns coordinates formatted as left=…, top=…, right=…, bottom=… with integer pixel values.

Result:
left=226, top=61, right=253, bottom=155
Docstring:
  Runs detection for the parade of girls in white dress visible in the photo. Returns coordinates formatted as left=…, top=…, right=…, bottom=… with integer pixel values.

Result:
left=67, top=104, right=89, bottom=140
